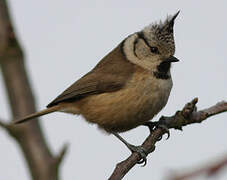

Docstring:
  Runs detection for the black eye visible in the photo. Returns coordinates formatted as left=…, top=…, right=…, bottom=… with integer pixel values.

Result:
left=150, top=47, right=159, bottom=54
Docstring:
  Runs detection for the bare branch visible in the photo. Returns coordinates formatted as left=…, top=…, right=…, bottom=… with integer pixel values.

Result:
left=169, top=154, right=227, bottom=180
left=0, top=118, right=8, bottom=129
left=55, top=143, right=69, bottom=168
left=0, top=1, right=67, bottom=179
left=108, top=98, right=227, bottom=180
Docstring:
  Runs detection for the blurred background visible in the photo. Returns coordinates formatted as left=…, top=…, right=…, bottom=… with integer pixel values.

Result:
left=0, top=0, right=227, bottom=179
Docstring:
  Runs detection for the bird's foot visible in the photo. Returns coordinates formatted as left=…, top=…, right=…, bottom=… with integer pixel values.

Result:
left=126, top=144, right=148, bottom=166
left=143, top=119, right=170, bottom=140
left=113, top=133, right=148, bottom=166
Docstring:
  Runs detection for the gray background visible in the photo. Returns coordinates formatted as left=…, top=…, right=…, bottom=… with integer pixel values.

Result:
left=0, top=0, right=227, bottom=179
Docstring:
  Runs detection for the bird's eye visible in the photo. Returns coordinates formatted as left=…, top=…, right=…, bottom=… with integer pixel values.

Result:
left=150, top=47, right=159, bottom=54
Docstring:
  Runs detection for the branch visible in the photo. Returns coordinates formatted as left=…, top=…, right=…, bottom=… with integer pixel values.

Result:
left=169, top=154, right=227, bottom=180
left=54, top=143, right=69, bottom=170
left=0, top=118, right=8, bottom=129
left=0, top=118, right=17, bottom=138
left=0, top=118, right=16, bottom=137
left=108, top=98, right=227, bottom=180
left=0, top=1, right=67, bottom=179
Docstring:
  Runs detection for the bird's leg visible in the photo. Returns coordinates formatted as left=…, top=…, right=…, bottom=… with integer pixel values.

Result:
left=113, top=132, right=148, bottom=166
left=143, top=119, right=170, bottom=140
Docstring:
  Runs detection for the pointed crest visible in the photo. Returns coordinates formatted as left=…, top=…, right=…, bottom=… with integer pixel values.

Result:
left=162, top=11, right=180, bottom=33
left=142, top=11, right=180, bottom=51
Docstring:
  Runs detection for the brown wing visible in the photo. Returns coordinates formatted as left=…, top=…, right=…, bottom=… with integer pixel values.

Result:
left=47, top=42, right=135, bottom=107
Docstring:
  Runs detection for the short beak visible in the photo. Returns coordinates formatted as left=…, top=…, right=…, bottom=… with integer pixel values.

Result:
left=164, top=56, right=179, bottom=63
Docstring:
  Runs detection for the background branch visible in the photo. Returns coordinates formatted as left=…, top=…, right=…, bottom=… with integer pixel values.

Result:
left=170, top=154, right=227, bottom=180
left=0, top=118, right=8, bottom=129
left=108, top=98, right=227, bottom=180
left=0, top=1, right=67, bottom=179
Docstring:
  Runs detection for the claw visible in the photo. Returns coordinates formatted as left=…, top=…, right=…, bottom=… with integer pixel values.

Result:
left=157, top=135, right=162, bottom=141
left=143, top=120, right=170, bottom=140
left=158, top=125, right=170, bottom=139
left=127, top=145, right=148, bottom=166
left=137, top=157, right=147, bottom=167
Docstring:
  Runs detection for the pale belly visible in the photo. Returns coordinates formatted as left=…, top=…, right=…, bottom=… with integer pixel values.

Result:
left=78, top=71, right=173, bottom=133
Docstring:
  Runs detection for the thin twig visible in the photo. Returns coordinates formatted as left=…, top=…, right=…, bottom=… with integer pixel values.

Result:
left=108, top=98, right=227, bottom=180
left=55, top=143, right=69, bottom=167
left=0, top=118, right=8, bottom=129
left=169, top=154, right=227, bottom=180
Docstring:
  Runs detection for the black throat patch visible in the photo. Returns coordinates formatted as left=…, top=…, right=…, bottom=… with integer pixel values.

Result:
left=154, top=61, right=171, bottom=79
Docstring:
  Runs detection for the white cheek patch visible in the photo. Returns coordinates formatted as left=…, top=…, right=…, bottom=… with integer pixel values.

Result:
left=123, top=34, right=159, bottom=71
left=135, top=39, right=150, bottom=58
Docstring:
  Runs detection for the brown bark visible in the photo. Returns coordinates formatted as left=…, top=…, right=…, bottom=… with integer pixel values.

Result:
left=0, top=1, right=66, bottom=180
left=108, top=98, right=227, bottom=180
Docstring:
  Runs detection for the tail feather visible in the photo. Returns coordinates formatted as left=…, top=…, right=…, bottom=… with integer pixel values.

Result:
left=14, top=105, right=60, bottom=124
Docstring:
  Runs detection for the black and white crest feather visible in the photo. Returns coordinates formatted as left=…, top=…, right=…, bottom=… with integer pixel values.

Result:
left=142, top=11, right=180, bottom=53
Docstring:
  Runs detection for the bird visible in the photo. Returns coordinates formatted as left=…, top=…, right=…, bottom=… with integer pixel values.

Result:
left=15, top=11, right=180, bottom=164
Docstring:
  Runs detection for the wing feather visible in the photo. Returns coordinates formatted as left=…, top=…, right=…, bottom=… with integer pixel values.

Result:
left=47, top=42, right=135, bottom=107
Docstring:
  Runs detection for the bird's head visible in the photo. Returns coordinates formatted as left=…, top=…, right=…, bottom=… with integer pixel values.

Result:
left=123, top=11, right=180, bottom=72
